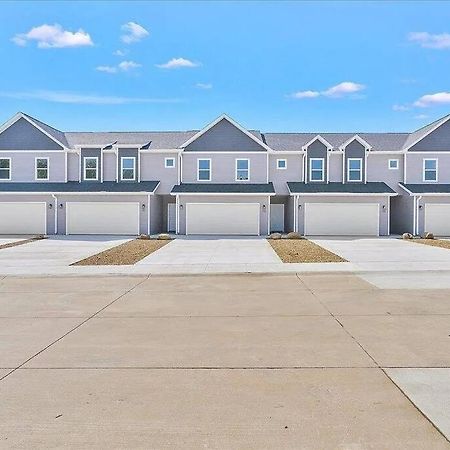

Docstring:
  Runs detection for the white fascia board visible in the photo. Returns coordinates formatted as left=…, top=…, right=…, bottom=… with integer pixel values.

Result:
left=183, top=150, right=268, bottom=154
left=0, top=112, right=68, bottom=150
left=1, top=191, right=156, bottom=196
left=302, top=135, right=333, bottom=151
left=179, top=113, right=274, bottom=152
left=398, top=183, right=414, bottom=195
left=288, top=192, right=397, bottom=197
left=170, top=192, right=276, bottom=196
left=138, top=149, right=182, bottom=153
left=0, top=149, right=67, bottom=153
left=339, top=135, right=372, bottom=151
left=403, top=114, right=450, bottom=152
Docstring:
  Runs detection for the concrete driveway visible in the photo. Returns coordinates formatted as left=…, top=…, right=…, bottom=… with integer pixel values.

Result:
left=0, top=273, right=449, bottom=448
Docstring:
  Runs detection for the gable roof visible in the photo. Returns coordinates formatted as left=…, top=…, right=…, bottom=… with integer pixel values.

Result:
left=0, top=112, right=69, bottom=148
left=402, top=114, right=450, bottom=151
left=179, top=114, right=273, bottom=151
left=302, top=135, right=333, bottom=150
left=339, top=134, right=372, bottom=151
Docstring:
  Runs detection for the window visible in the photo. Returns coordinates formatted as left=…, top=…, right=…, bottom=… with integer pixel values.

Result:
left=236, top=159, right=250, bottom=181
left=347, top=158, right=362, bottom=182
left=165, top=157, right=175, bottom=168
left=35, top=158, right=49, bottom=180
left=309, top=158, right=324, bottom=182
left=84, top=157, right=98, bottom=180
left=0, top=158, right=11, bottom=180
left=277, top=159, right=287, bottom=170
left=121, top=157, right=136, bottom=180
left=389, top=159, right=399, bottom=170
left=197, top=159, right=211, bottom=181
left=423, top=159, right=438, bottom=182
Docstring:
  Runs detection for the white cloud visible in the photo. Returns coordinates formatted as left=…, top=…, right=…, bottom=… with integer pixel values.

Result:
left=0, top=90, right=182, bottom=105
left=156, top=57, right=200, bottom=69
left=96, top=65, right=117, bottom=74
left=392, top=104, right=410, bottom=112
left=121, top=22, right=149, bottom=44
left=96, top=60, right=141, bottom=74
left=289, top=82, right=365, bottom=100
left=414, top=114, right=429, bottom=120
left=12, top=24, right=93, bottom=48
left=290, top=90, right=320, bottom=99
left=408, top=32, right=450, bottom=49
left=118, top=60, right=141, bottom=71
left=414, top=92, right=450, bottom=107
left=196, top=83, right=212, bottom=90
left=113, top=49, right=127, bottom=56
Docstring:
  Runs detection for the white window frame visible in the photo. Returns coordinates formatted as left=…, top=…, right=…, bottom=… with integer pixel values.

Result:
left=423, top=158, right=438, bottom=182
left=0, top=157, right=11, bottom=181
left=309, top=158, right=324, bottom=182
left=347, top=158, right=363, bottom=182
left=277, top=159, right=287, bottom=170
left=84, top=157, right=98, bottom=181
left=165, top=157, right=175, bottom=168
left=35, top=157, right=49, bottom=181
left=388, top=159, right=399, bottom=170
left=197, top=158, right=211, bottom=181
left=235, top=158, right=250, bottom=181
left=120, top=156, right=136, bottom=181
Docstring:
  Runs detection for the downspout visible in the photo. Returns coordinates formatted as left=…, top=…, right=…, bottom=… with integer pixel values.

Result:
left=147, top=194, right=151, bottom=236
left=51, top=194, right=58, bottom=235
left=416, top=195, right=422, bottom=236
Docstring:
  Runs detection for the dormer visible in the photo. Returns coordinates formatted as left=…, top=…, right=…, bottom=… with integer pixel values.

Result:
left=339, top=135, right=371, bottom=183
left=303, top=135, right=333, bottom=183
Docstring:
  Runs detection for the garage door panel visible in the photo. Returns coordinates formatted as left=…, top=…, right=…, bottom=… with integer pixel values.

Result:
left=187, top=203, right=259, bottom=235
left=0, top=202, right=46, bottom=234
left=66, top=202, right=139, bottom=235
left=305, top=203, right=379, bottom=236
left=425, top=204, right=450, bottom=236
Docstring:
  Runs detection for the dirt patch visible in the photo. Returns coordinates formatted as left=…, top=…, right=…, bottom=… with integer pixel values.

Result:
left=72, top=239, right=171, bottom=266
left=410, top=239, right=450, bottom=250
left=0, top=236, right=46, bottom=251
left=268, top=239, right=346, bottom=263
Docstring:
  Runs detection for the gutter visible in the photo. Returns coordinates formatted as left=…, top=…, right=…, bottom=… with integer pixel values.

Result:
left=51, top=194, right=57, bottom=235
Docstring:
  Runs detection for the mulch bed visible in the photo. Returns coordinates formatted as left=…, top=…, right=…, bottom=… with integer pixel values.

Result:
left=0, top=236, right=46, bottom=251
left=268, top=239, right=346, bottom=263
left=72, top=239, right=171, bottom=266
left=410, top=239, right=450, bottom=250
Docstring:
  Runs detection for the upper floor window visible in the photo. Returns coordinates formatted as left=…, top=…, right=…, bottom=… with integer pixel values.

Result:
left=0, top=158, right=11, bottom=180
left=35, top=158, right=49, bottom=180
left=277, top=159, right=287, bottom=170
left=423, top=159, right=438, bottom=182
left=347, top=158, right=362, bottom=182
left=121, top=157, right=136, bottom=181
left=84, top=157, right=98, bottom=181
left=309, top=158, right=324, bottom=182
left=165, top=157, right=175, bottom=168
left=198, top=159, right=211, bottom=181
left=388, top=159, right=399, bottom=170
left=236, top=159, right=250, bottom=181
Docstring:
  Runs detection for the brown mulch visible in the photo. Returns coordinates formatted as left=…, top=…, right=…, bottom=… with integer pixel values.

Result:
left=72, top=239, right=171, bottom=266
left=411, top=239, right=450, bottom=250
left=0, top=236, right=46, bottom=251
left=268, top=239, right=346, bottom=263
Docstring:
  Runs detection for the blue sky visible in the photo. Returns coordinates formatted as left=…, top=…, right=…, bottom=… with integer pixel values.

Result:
left=1, top=1, right=450, bottom=132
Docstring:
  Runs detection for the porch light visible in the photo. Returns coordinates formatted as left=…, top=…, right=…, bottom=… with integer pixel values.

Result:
left=59, top=203, right=64, bottom=209
left=298, top=204, right=302, bottom=209
left=142, top=203, right=146, bottom=211
left=382, top=205, right=386, bottom=211
left=180, top=204, right=183, bottom=209
left=48, top=203, right=53, bottom=209
left=419, top=205, right=423, bottom=210
left=262, top=204, right=266, bottom=210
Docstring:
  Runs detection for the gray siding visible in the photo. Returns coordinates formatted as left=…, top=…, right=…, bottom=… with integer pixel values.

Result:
left=103, top=152, right=116, bottom=182
left=181, top=153, right=267, bottom=183
left=285, top=195, right=295, bottom=232
left=176, top=194, right=270, bottom=235
left=409, top=120, right=450, bottom=151
left=269, top=154, right=302, bottom=194
left=150, top=194, right=163, bottom=234
left=67, top=152, right=79, bottom=181
left=0, top=118, right=63, bottom=151
left=0, top=194, right=56, bottom=234
left=184, top=119, right=266, bottom=152
left=295, top=195, right=390, bottom=236
left=344, top=141, right=366, bottom=183
left=390, top=194, right=414, bottom=234
left=405, top=153, right=450, bottom=184
left=367, top=153, right=404, bottom=191
left=0, top=151, right=66, bottom=182
left=306, top=141, right=328, bottom=183
left=140, top=153, right=178, bottom=194
left=80, top=148, right=102, bottom=182
left=329, top=153, right=343, bottom=182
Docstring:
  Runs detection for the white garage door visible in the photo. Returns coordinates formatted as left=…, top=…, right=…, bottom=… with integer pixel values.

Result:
left=66, top=202, right=140, bottom=235
left=186, top=203, right=260, bottom=235
left=305, top=203, right=379, bottom=236
left=425, top=204, right=450, bottom=236
left=0, top=202, right=46, bottom=235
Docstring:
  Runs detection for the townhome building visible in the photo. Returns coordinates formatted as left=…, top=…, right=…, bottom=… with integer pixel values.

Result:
left=0, top=111, right=449, bottom=237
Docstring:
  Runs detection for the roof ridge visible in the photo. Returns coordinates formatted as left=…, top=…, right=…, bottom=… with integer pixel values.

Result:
left=22, top=112, right=64, bottom=133
left=411, top=113, right=450, bottom=134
